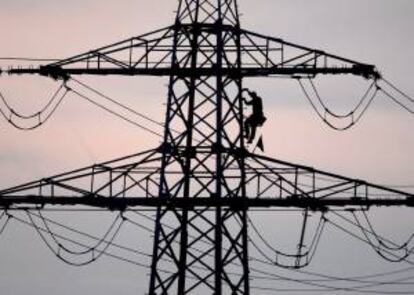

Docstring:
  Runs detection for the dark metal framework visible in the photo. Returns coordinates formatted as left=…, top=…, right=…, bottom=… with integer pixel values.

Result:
left=0, top=0, right=412, bottom=294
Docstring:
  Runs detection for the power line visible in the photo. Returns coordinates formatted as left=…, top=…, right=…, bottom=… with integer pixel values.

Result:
left=0, top=57, right=60, bottom=62
left=378, top=86, right=414, bottom=114
left=67, top=78, right=207, bottom=143
left=104, top=210, right=414, bottom=293
left=333, top=210, right=414, bottom=263
left=8, top=208, right=414, bottom=294
left=67, top=86, right=164, bottom=138
left=247, top=213, right=326, bottom=268
left=358, top=210, right=414, bottom=252
left=0, top=75, right=171, bottom=137
left=381, top=78, right=414, bottom=103
left=131, top=209, right=414, bottom=291
left=0, top=210, right=11, bottom=235
left=325, top=213, right=414, bottom=265
left=309, top=78, right=376, bottom=119
left=21, top=210, right=283, bottom=286
left=297, top=77, right=378, bottom=131
left=249, top=266, right=414, bottom=294
left=9, top=212, right=149, bottom=267
left=71, top=77, right=166, bottom=129
left=27, top=210, right=125, bottom=266
left=36, top=210, right=124, bottom=256
left=250, top=284, right=414, bottom=294
left=371, top=77, right=414, bottom=114
left=334, top=211, right=414, bottom=253
left=26, top=210, right=152, bottom=259
left=0, top=83, right=69, bottom=130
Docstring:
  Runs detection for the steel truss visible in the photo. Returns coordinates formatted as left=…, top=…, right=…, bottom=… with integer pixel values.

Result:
left=0, top=0, right=411, bottom=295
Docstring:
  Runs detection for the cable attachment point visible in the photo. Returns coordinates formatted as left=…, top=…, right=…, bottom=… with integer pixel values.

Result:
left=64, top=83, right=72, bottom=92
left=353, top=64, right=381, bottom=80
left=39, top=65, right=70, bottom=82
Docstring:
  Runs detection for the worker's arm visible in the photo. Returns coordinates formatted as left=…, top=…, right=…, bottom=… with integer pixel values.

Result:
left=244, top=96, right=253, bottom=105
left=242, top=89, right=253, bottom=104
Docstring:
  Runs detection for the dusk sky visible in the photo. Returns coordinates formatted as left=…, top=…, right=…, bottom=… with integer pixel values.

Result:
left=0, top=1, right=413, bottom=294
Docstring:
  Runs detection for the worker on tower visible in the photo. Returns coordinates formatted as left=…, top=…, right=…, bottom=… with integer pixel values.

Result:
left=243, top=88, right=267, bottom=144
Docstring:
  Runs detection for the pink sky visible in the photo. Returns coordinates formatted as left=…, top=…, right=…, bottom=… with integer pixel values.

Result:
left=0, top=1, right=413, bottom=294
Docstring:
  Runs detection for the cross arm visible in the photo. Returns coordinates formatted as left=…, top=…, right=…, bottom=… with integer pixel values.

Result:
left=6, top=26, right=176, bottom=80
left=0, top=195, right=413, bottom=211
left=3, top=24, right=381, bottom=80
left=239, top=29, right=381, bottom=79
left=242, top=152, right=413, bottom=211
left=0, top=150, right=412, bottom=211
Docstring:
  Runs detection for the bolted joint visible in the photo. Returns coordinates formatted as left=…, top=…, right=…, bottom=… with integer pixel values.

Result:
left=159, top=192, right=171, bottom=199
left=211, top=143, right=224, bottom=154
left=210, top=193, right=219, bottom=200
left=180, top=147, right=196, bottom=159
left=233, top=147, right=248, bottom=159
left=157, top=142, right=174, bottom=155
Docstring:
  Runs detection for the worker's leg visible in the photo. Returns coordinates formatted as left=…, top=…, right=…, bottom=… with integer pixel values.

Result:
left=248, top=124, right=257, bottom=143
left=244, top=118, right=252, bottom=140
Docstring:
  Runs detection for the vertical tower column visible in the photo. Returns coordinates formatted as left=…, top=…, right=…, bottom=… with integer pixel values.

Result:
left=149, top=0, right=249, bottom=294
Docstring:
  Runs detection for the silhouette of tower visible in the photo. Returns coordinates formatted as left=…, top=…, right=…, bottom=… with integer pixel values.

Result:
left=150, top=1, right=249, bottom=294
left=1, top=1, right=413, bottom=295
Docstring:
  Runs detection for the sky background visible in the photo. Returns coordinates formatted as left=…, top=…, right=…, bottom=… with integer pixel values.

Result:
left=0, top=0, right=413, bottom=294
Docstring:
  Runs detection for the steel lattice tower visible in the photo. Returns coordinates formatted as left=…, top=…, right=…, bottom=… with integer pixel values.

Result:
left=1, top=1, right=413, bottom=295
left=151, top=1, right=249, bottom=293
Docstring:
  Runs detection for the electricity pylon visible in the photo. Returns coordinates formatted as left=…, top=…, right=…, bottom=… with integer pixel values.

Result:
left=0, top=0, right=413, bottom=294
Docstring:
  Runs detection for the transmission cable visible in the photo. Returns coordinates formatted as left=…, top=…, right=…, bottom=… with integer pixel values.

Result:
left=353, top=212, right=411, bottom=263
left=249, top=265, right=414, bottom=294
left=23, top=210, right=256, bottom=283
left=27, top=210, right=151, bottom=259
left=359, top=210, right=414, bottom=251
left=0, top=75, right=167, bottom=136
left=131, top=209, right=414, bottom=289
left=27, top=210, right=125, bottom=266
left=334, top=211, right=414, bottom=256
left=381, top=78, right=414, bottom=103
left=36, top=209, right=123, bottom=256
left=127, top=211, right=414, bottom=292
left=70, top=77, right=166, bottom=129
left=0, top=83, right=69, bottom=130
left=252, top=258, right=414, bottom=285
left=250, top=284, right=414, bottom=294
left=297, top=77, right=378, bottom=131
left=0, top=57, right=60, bottom=62
left=346, top=210, right=414, bottom=262
left=377, top=85, right=414, bottom=114
left=28, top=206, right=413, bottom=293
left=325, top=213, right=414, bottom=265
left=6, top=211, right=172, bottom=271
left=0, top=210, right=12, bottom=235
left=250, top=250, right=414, bottom=293
left=365, top=76, right=414, bottom=114
left=66, top=85, right=164, bottom=138
left=66, top=79, right=218, bottom=146
left=247, top=213, right=326, bottom=269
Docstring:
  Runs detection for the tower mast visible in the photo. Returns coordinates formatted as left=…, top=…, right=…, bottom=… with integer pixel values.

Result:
left=150, top=1, right=249, bottom=293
